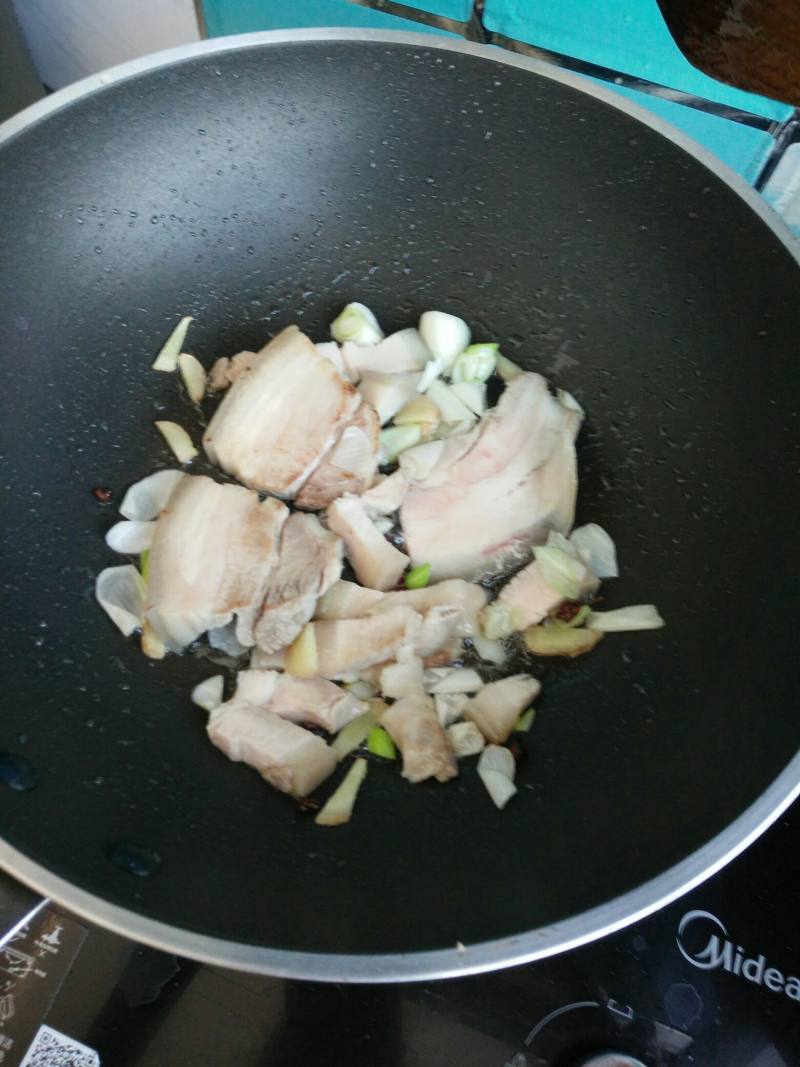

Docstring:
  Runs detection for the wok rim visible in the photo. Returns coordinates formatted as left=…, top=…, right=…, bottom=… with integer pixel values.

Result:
left=0, top=27, right=798, bottom=982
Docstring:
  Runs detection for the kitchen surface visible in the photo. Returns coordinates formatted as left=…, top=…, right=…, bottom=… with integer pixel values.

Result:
left=1, top=3, right=799, bottom=1065
left=2, top=803, right=799, bottom=1065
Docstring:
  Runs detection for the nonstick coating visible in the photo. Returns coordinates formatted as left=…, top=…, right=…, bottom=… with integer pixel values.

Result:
left=0, top=33, right=799, bottom=977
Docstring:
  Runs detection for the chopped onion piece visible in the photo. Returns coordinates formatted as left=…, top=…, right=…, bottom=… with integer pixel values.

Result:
left=533, top=545, right=592, bottom=600
left=331, top=303, right=383, bottom=346
left=417, top=357, right=446, bottom=393
left=495, top=353, right=522, bottom=381
left=177, top=352, right=207, bottom=403
left=152, top=316, right=193, bottom=372
left=425, top=380, right=476, bottom=429
left=451, top=343, right=498, bottom=384
left=435, top=692, right=469, bottom=727
left=394, top=395, right=440, bottom=436
left=95, top=565, right=146, bottom=636
left=545, top=530, right=575, bottom=555
left=425, top=667, right=483, bottom=694
left=105, top=520, right=155, bottom=555
left=372, top=515, right=394, bottom=536
left=139, top=550, right=150, bottom=583
left=398, top=440, right=444, bottom=480
left=315, top=758, right=368, bottom=826
left=119, top=469, right=183, bottom=521
left=367, top=725, right=396, bottom=759
left=477, top=745, right=517, bottom=809
left=524, top=625, right=603, bottom=657
left=557, top=388, right=584, bottom=418
left=141, top=620, right=166, bottom=659
left=449, top=381, right=487, bottom=416
left=471, top=634, right=507, bottom=666
left=154, top=421, right=198, bottom=464
left=372, top=328, right=431, bottom=371
left=447, top=721, right=485, bottom=757
left=192, top=674, right=224, bottom=711
left=569, top=523, right=619, bottom=579
left=379, top=424, right=422, bottom=464
left=480, top=602, right=514, bottom=641
left=586, top=605, right=665, bottom=632
left=514, top=707, right=536, bottom=732
left=418, top=311, right=470, bottom=368
left=440, top=419, right=477, bottom=439
left=404, top=563, right=431, bottom=590
left=345, top=679, right=377, bottom=701
left=331, top=709, right=377, bottom=760
left=285, top=623, right=319, bottom=678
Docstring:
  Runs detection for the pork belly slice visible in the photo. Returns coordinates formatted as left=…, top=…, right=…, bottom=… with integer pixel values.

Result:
left=295, top=402, right=379, bottom=510
left=145, top=474, right=288, bottom=652
left=234, top=670, right=363, bottom=733
left=400, top=373, right=579, bottom=580
left=357, top=371, right=421, bottom=424
left=203, top=325, right=360, bottom=497
left=313, top=606, right=422, bottom=680
left=381, top=694, right=458, bottom=784
left=496, top=561, right=564, bottom=631
left=207, top=701, right=336, bottom=797
left=327, top=494, right=408, bottom=591
left=374, top=579, right=487, bottom=627
left=379, top=649, right=424, bottom=700
left=366, top=579, right=486, bottom=658
left=464, top=674, right=541, bottom=744
left=315, top=580, right=386, bottom=620
left=255, top=512, right=342, bottom=653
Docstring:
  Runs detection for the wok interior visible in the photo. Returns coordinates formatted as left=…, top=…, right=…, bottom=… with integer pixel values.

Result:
left=0, top=38, right=799, bottom=958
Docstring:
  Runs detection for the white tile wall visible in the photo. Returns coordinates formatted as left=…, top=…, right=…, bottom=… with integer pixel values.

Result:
left=12, top=0, right=201, bottom=90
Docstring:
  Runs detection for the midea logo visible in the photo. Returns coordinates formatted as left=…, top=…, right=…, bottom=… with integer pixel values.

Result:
left=677, top=910, right=800, bottom=1001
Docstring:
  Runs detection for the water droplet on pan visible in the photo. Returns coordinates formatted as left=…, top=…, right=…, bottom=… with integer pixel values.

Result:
left=0, top=752, right=39, bottom=791
left=107, top=842, right=162, bottom=877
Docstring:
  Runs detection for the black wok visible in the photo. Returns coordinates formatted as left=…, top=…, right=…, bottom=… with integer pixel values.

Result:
left=0, top=30, right=798, bottom=981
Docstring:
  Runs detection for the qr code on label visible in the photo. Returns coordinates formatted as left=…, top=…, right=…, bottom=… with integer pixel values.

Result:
left=19, top=1025, right=99, bottom=1067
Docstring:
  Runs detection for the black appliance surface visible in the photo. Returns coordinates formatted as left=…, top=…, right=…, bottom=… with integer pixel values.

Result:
left=1, top=800, right=798, bottom=1066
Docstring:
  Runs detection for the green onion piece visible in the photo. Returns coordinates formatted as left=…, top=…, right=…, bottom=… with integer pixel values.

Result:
left=514, top=707, right=536, bottom=733
left=404, top=562, right=431, bottom=589
left=331, top=709, right=377, bottom=760
left=367, top=726, right=397, bottom=759
left=330, top=302, right=383, bottom=345
left=451, top=343, right=498, bottom=384
left=139, top=549, right=150, bottom=584
left=315, top=758, right=368, bottom=826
